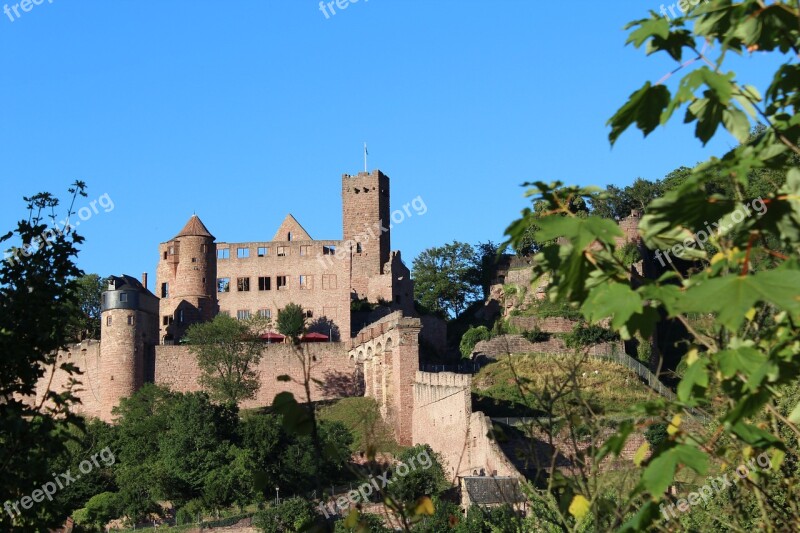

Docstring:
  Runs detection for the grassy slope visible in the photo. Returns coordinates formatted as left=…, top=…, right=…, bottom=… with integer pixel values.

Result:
left=472, top=353, right=658, bottom=418
left=317, top=397, right=403, bottom=455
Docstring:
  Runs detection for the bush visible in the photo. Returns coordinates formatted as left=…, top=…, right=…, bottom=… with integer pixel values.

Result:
left=563, top=324, right=618, bottom=348
left=252, top=497, right=319, bottom=532
left=645, top=423, right=668, bottom=448
left=459, top=326, right=492, bottom=358
left=522, top=327, right=549, bottom=343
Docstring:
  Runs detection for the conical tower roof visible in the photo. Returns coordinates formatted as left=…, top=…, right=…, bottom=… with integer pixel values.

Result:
left=174, top=214, right=214, bottom=240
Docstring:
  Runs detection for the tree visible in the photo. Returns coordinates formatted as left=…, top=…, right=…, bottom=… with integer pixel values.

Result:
left=252, top=497, right=320, bottom=532
left=66, top=273, right=105, bottom=341
left=412, top=241, right=481, bottom=318
left=459, top=326, right=491, bottom=358
left=184, top=313, right=267, bottom=405
left=277, top=302, right=305, bottom=343
left=472, top=241, right=500, bottom=300
left=387, top=445, right=448, bottom=505
left=505, top=2, right=800, bottom=530
left=0, top=182, right=88, bottom=531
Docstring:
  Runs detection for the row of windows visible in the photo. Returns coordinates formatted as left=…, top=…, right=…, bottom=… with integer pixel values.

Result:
left=218, top=244, right=339, bottom=260
left=106, top=315, right=135, bottom=326
left=162, top=244, right=209, bottom=260
left=231, top=308, right=312, bottom=321
left=217, top=274, right=337, bottom=293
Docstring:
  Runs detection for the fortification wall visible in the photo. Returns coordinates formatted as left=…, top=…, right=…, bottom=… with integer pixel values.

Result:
left=411, top=371, right=524, bottom=482
left=472, top=334, right=622, bottom=358
left=154, top=343, right=356, bottom=409
left=508, top=316, right=579, bottom=334
left=34, top=341, right=103, bottom=419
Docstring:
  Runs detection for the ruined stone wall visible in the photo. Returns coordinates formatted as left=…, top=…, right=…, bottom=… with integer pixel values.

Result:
left=508, top=316, right=580, bottom=334
left=411, top=371, right=524, bottom=481
left=34, top=341, right=103, bottom=419
left=216, top=239, right=352, bottom=340
left=472, top=334, right=622, bottom=358
left=153, top=343, right=356, bottom=409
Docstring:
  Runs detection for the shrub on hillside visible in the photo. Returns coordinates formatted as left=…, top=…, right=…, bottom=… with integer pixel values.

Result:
left=563, top=324, right=618, bottom=348
left=522, top=327, right=549, bottom=343
left=459, top=325, right=492, bottom=358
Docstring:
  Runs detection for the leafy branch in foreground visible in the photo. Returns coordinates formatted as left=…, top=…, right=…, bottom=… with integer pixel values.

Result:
left=506, top=1, right=800, bottom=531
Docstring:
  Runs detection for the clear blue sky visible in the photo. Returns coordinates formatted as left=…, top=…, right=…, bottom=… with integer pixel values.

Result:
left=0, top=1, right=780, bottom=288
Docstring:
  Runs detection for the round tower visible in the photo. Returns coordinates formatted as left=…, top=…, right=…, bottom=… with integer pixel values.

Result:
left=156, top=215, right=217, bottom=343
left=99, top=275, right=159, bottom=421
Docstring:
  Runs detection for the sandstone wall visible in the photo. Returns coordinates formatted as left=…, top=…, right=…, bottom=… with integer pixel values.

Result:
left=34, top=341, right=103, bottom=419
left=472, top=334, right=622, bottom=358
left=154, top=343, right=356, bottom=409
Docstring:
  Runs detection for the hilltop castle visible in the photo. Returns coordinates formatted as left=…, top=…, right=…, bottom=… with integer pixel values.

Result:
left=38, top=170, right=419, bottom=422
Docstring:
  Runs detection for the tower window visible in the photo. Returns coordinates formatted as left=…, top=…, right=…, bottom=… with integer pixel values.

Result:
left=163, top=251, right=168, bottom=260
left=161, top=283, right=169, bottom=298
left=201, top=244, right=207, bottom=254
left=277, top=276, right=287, bottom=290
left=258, top=276, right=271, bottom=291
left=191, top=257, right=197, bottom=263
left=237, top=247, right=250, bottom=259
left=127, top=315, right=134, bottom=326
left=237, top=277, right=250, bottom=291
left=217, top=278, right=230, bottom=293
left=107, top=316, right=112, bottom=326
left=258, top=247, right=268, bottom=257
left=218, top=248, right=230, bottom=259
left=169, top=246, right=175, bottom=255
left=120, top=293, right=128, bottom=303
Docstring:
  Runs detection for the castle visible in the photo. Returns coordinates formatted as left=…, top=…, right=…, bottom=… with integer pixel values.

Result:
left=34, top=169, right=543, bottom=485
left=37, top=170, right=418, bottom=422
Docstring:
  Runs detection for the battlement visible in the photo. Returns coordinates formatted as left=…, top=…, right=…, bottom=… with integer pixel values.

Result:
left=414, top=371, right=471, bottom=389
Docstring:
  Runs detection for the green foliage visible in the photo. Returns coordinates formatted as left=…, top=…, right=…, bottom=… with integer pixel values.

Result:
left=81, top=492, right=123, bottom=530
left=563, top=324, right=619, bottom=348
left=252, top=497, right=319, bottom=533
left=459, top=325, right=492, bottom=358
left=277, top=302, right=306, bottom=342
left=66, top=273, right=105, bottom=341
left=386, top=445, right=449, bottom=504
left=644, top=423, right=668, bottom=449
left=335, top=511, right=392, bottom=532
left=184, top=313, right=268, bottom=405
left=504, top=2, right=800, bottom=529
left=317, top=397, right=402, bottom=455
left=412, top=241, right=482, bottom=318
left=0, top=182, right=90, bottom=531
left=522, top=327, right=550, bottom=343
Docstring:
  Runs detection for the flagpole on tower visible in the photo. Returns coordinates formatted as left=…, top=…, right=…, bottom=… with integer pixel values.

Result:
left=364, top=142, right=368, bottom=172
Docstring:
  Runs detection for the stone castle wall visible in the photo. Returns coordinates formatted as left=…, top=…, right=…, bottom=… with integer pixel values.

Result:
left=153, top=343, right=356, bottom=410
left=472, top=334, right=622, bottom=358
left=34, top=341, right=103, bottom=419
left=411, top=372, right=523, bottom=482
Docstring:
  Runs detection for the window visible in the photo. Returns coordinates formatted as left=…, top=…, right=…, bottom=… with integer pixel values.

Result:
left=277, top=246, right=287, bottom=257
left=237, top=310, right=251, bottom=321
left=305, top=309, right=314, bottom=319
left=300, top=245, right=310, bottom=256
left=217, top=278, right=230, bottom=292
left=191, top=257, right=197, bottom=263
left=322, top=274, right=337, bottom=290
left=258, top=308, right=272, bottom=319
left=161, top=283, right=169, bottom=298
left=258, top=247, right=268, bottom=257
left=163, top=251, right=168, bottom=260
left=201, top=244, right=207, bottom=254
left=107, top=316, right=112, bottom=326
left=120, top=293, right=128, bottom=303
left=299, top=275, right=313, bottom=289
left=162, top=316, right=170, bottom=326
left=258, top=276, right=271, bottom=291
left=218, top=248, right=230, bottom=259
left=356, top=243, right=363, bottom=253
left=237, top=277, right=250, bottom=291
left=237, top=247, right=250, bottom=259
left=277, top=276, right=287, bottom=290
left=169, top=246, right=175, bottom=255
left=323, top=245, right=336, bottom=255
left=287, top=232, right=293, bottom=241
